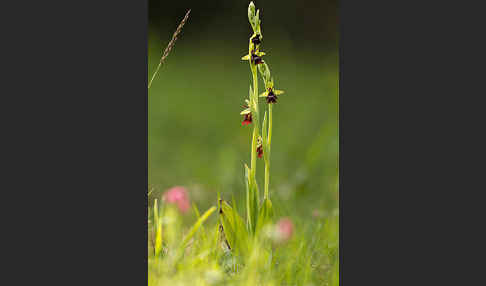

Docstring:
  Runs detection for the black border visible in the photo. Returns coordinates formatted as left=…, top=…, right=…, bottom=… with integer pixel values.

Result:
left=4, top=0, right=149, bottom=283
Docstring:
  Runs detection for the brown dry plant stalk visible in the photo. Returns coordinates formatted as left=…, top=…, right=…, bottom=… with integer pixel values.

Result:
left=148, top=9, right=191, bottom=89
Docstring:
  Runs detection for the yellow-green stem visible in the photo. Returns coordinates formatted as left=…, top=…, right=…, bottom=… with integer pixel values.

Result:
left=250, top=127, right=257, bottom=181
left=264, top=164, right=269, bottom=199
left=250, top=66, right=259, bottom=181
left=264, top=104, right=273, bottom=199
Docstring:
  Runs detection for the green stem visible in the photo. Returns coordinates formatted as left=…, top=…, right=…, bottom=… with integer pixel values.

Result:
left=250, top=66, right=259, bottom=182
left=250, top=127, right=257, bottom=181
left=264, top=164, right=269, bottom=199
left=268, top=104, right=273, bottom=145
left=264, top=104, right=272, bottom=199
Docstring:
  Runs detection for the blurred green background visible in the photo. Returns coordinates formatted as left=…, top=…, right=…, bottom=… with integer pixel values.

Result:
left=148, top=0, right=338, bottom=217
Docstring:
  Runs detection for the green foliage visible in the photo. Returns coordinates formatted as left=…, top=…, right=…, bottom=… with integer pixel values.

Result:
left=244, top=164, right=258, bottom=234
left=153, top=199, right=163, bottom=256
left=148, top=202, right=339, bottom=286
left=218, top=199, right=249, bottom=256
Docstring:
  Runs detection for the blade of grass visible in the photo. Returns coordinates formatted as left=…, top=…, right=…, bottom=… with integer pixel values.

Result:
left=181, top=206, right=216, bottom=249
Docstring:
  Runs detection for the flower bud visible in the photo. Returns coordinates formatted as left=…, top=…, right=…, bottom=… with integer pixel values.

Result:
left=258, top=62, right=271, bottom=84
left=248, top=2, right=257, bottom=31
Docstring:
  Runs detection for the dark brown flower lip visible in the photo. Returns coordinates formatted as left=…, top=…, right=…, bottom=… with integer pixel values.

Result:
left=251, top=53, right=263, bottom=65
left=257, top=145, right=263, bottom=158
left=251, top=34, right=261, bottom=45
left=242, top=112, right=252, bottom=125
left=266, top=90, right=277, bottom=103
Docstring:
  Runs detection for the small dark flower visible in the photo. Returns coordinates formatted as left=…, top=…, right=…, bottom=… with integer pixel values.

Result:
left=251, top=53, right=264, bottom=65
left=259, top=85, right=285, bottom=104
left=241, top=51, right=265, bottom=64
left=242, top=112, right=252, bottom=125
left=241, top=104, right=252, bottom=126
left=251, top=34, right=261, bottom=45
left=266, top=90, right=278, bottom=104
left=257, top=145, right=263, bottom=158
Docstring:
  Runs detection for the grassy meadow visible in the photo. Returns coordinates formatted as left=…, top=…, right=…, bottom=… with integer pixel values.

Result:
left=148, top=10, right=338, bottom=284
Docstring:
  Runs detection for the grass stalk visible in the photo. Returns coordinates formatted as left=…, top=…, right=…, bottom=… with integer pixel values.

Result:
left=148, top=9, right=191, bottom=89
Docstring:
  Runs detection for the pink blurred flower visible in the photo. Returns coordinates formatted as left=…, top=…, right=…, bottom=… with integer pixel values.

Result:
left=163, top=186, right=190, bottom=213
left=312, top=209, right=324, bottom=218
left=276, top=217, right=294, bottom=242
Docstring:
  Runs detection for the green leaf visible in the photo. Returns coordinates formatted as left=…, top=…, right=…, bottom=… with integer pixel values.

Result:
left=256, top=198, right=273, bottom=235
left=192, top=203, right=208, bottom=244
left=219, top=199, right=249, bottom=255
left=244, top=164, right=252, bottom=232
left=153, top=199, right=159, bottom=230
left=153, top=199, right=163, bottom=255
left=244, top=163, right=259, bottom=235
left=181, top=206, right=217, bottom=249
left=154, top=219, right=163, bottom=256
left=245, top=161, right=260, bottom=236
left=250, top=181, right=259, bottom=235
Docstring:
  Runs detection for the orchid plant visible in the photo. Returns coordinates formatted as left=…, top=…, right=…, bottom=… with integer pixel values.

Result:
left=219, top=1, right=286, bottom=253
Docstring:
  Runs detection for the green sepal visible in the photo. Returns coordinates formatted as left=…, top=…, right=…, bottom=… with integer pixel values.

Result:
left=240, top=108, right=251, bottom=115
